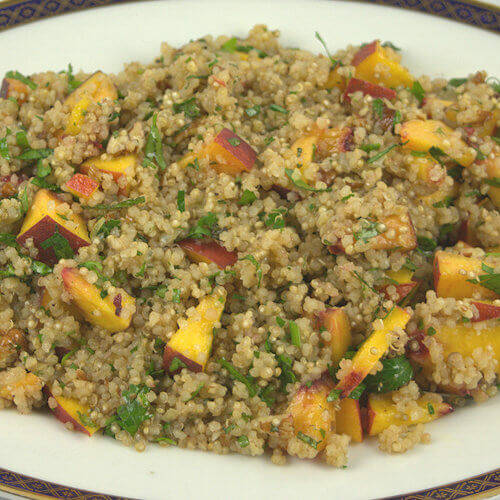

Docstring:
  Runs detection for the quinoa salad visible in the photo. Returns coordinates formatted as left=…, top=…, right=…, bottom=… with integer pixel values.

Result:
left=0, top=26, right=499, bottom=467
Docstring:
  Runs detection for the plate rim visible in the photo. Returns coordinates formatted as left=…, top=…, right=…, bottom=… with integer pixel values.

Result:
left=0, top=1, right=499, bottom=499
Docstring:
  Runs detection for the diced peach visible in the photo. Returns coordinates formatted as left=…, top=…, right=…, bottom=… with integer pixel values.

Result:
left=414, top=157, right=446, bottom=187
left=16, top=189, right=90, bottom=265
left=400, top=119, right=475, bottom=167
left=336, top=398, right=363, bottom=443
left=420, top=182, right=459, bottom=207
left=64, top=72, right=117, bottom=135
left=80, top=154, right=136, bottom=196
left=0, top=77, right=30, bottom=104
left=370, top=212, right=417, bottom=252
left=204, top=128, right=257, bottom=175
left=434, top=322, right=500, bottom=374
left=470, top=301, right=500, bottom=322
left=61, top=267, right=135, bottom=333
left=423, top=97, right=454, bottom=121
left=315, top=308, right=351, bottom=366
left=485, top=156, right=500, bottom=209
left=285, top=374, right=335, bottom=452
left=343, top=78, right=397, bottom=103
left=0, top=329, right=27, bottom=369
left=335, top=307, right=411, bottom=398
left=352, top=40, right=413, bottom=88
left=178, top=238, right=237, bottom=270
left=378, top=268, right=419, bottom=304
left=0, top=370, right=42, bottom=403
left=458, top=218, right=480, bottom=247
left=477, top=109, right=500, bottom=138
left=325, top=66, right=346, bottom=91
left=433, top=251, right=498, bottom=300
left=163, top=289, right=226, bottom=374
left=363, top=392, right=453, bottom=436
left=43, top=386, right=99, bottom=436
left=64, top=173, right=99, bottom=201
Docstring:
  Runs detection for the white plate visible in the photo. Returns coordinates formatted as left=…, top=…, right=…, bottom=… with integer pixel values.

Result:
left=1, top=1, right=499, bottom=499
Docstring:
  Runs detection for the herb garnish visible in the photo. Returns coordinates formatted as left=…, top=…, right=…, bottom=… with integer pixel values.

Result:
left=240, top=254, right=262, bottom=287
left=366, top=142, right=405, bottom=164
left=219, top=358, right=257, bottom=397
left=410, top=81, right=425, bottom=104
left=238, top=189, right=257, bottom=205
left=467, top=263, right=500, bottom=295
left=143, top=113, right=166, bottom=170
left=177, top=190, right=185, bottom=212
left=314, top=31, right=341, bottom=69
left=173, top=97, right=200, bottom=119
left=284, top=168, right=331, bottom=192
left=186, top=212, right=217, bottom=239
left=5, top=71, right=37, bottom=90
left=297, top=431, right=319, bottom=449
left=40, top=229, right=74, bottom=260
left=92, top=196, right=146, bottom=211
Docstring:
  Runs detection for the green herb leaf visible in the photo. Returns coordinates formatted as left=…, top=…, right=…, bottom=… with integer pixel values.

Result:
left=187, top=212, right=217, bottom=239
left=354, top=219, right=384, bottom=243
left=297, top=431, right=319, bottom=449
left=284, top=168, right=331, bottom=192
left=219, top=358, right=257, bottom=397
left=417, top=236, right=437, bottom=255
left=238, top=189, right=257, bottom=205
left=372, top=98, right=384, bottom=118
left=327, top=388, right=341, bottom=402
left=432, top=196, right=455, bottom=208
left=0, top=129, right=11, bottom=160
left=364, top=356, right=413, bottom=393
left=264, top=207, right=287, bottom=229
left=276, top=354, right=296, bottom=393
left=184, top=383, right=204, bottom=402
left=18, top=148, right=52, bottom=161
left=173, top=97, right=200, bottom=119
left=245, top=105, right=261, bottom=117
left=237, top=435, right=250, bottom=448
left=288, top=320, right=301, bottom=347
left=360, top=143, right=380, bottom=153
left=381, top=41, right=401, bottom=51
left=143, top=113, right=166, bottom=170
left=114, top=384, right=153, bottom=437
left=366, top=142, right=404, bottom=164
left=177, top=190, right=185, bottom=212
left=485, top=177, right=500, bottom=188
left=92, top=196, right=146, bottom=211
left=448, top=78, right=467, bottom=88
left=410, top=81, right=425, bottom=104
left=64, top=63, right=82, bottom=92
left=96, top=219, right=121, bottom=238
left=314, top=31, right=341, bottom=69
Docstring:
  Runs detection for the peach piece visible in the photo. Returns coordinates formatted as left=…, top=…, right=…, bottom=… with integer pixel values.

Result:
left=335, top=307, right=411, bottom=398
left=414, top=157, right=446, bottom=187
left=457, top=218, right=480, bottom=247
left=370, top=212, right=417, bottom=252
left=0, top=329, right=27, bottom=369
left=0, top=78, right=30, bottom=104
left=378, top=268, right=419, bottom=303
left=352, top=40, right=413, bottom=88
left=433, top=251, right=498, bottom=300
left=16, top=189, right=90, bottom=265
left=325, top=66, right=346, bottom=91
left=43, top=386, right=99, bottom=436
left=343, top=78, right=397, bottom=102
left=64, top=72, right=117, bottom=136
left=80, top=154, right=136, bottom=196
left=336, top=398, right=363, bottom=443
left=177, top=238, right=237, bottom=270
left=485, top=156, right=500, bottom=210
left=64, top=173, right=99, bottom=201
left=61, top=267, right=136, bottom=333
left=316, top=308, right=352, bottom=366
left=204, top=128, right=257, bottom=175
left=470, top=301, right=500, bottom=322
left=285, top=374, right=335, bottom=452
left=164, top=289, right=226, bottom=374
left=400, top=119, right=475, bottom=167
left=363, top=392, right=453, bottom=436
left=0, top=372, right=42, bottom=401
left=433, top=322, right=500, bottom=374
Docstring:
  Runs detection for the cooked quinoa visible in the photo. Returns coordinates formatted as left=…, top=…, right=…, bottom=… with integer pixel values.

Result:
left=0, top=26, right=499, bottom=466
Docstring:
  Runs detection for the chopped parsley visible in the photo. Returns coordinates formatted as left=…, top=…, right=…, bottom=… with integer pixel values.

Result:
left=276, top=354, right=296, bottom=393
left=17, top=148, right=53, bottom=161
left=372, top=98, right=384, bottom=118
left=381, top=41, right=401, bottom=51
left=269, top=104, right=289, bottom=114
left=427, top=403, right=435, bottom=415
left=416, top=236, right=437, bottom=255
left=314, top=31, right=341, bottom=69
left=297, top=431, right=319, bottom=449
left=485, top=177, right=500, bottom=188
left=186, top=212, right=217, bottom=239
left=467, top=263, right=500, bottom=296
left=366, top=142, right=405, bottom=164
left=427, top=326, right=437, bottom=336
left=327, top=388, right=341, bottom=402
left=177, top=190, right=185, bottom=212
left=227, top=137, right=241, bottom=147
left=245, top=105, right=261, bottom=117
left=93, top=196, right=146, bottom=211
left=219, top=358, right=257, bottom=397
left=432, top=196, right=455, bottom=208
left=171, top=288, right=181, bottom=303
left=220, top=37, right=267, bottom=58
left=238, top=189, right=257, bottom=205
left=143, top=113, right=166, bottom=170
left=288, top=320, right=301, bottom=347
left=264, top=207, right=287, bottom=229
left=0, top=129, right=11, bottom=160
left=354, top=219, right=384, bottom=243
left=237, top=435, right=250, bottom=448
left=5, top=70, right=37, bottom=90
left=410, top=81, right=425, bottom=104
left=284, top=168, right=331, bottom=192
left=184, top=383, right=204, bottom=402
left=64, top=63, right=81, bottom=92
left=96, top=219, right=121, bottom=238
left=448, top=78, right=467, bottom=88
left=111, top=384, right=153, bottom=437
left=360, top=143, right=380, bottom=153
left=169, top=357, right=187, bottom=372
left=173, top=97, right=200, bottom=119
